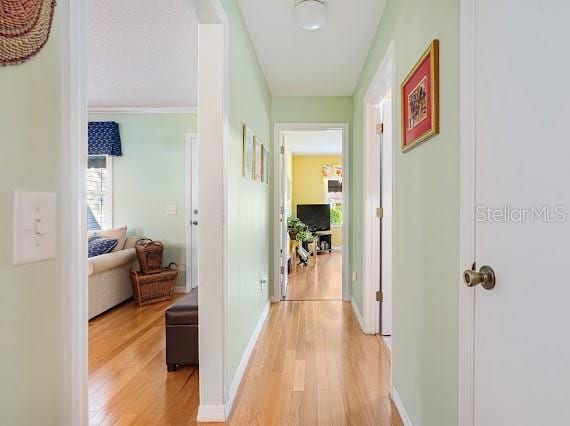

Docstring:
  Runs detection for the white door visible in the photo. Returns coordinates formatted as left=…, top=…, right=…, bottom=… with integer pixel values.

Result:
left=187, top=136, right=199, bottom=290
left=280, top=133, right=289, bottom=298
left=467, top=1, right=570, bottom=424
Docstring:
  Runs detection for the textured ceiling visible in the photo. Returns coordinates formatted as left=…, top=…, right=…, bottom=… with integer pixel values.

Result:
left=238, top=0, right=386, bottom=96
left=285, top=130, right=343, bottom=155
left=88, top=0, right=198, bottom=108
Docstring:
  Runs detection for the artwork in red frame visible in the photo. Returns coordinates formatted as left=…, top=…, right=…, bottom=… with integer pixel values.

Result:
left=401, top=40, right=439, bottom=152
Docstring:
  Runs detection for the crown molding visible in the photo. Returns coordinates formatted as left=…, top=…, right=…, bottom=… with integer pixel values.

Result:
left=88, top=107, right=198, bottom=114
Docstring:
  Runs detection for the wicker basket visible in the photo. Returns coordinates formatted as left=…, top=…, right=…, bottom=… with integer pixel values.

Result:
left=135, top=239, right=164, bottom=274
left=131, top=263, right=178, bottom=306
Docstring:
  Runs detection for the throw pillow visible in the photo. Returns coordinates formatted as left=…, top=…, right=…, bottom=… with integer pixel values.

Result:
left=97, top=226, right=128, bottom=252
left=88, top=238, right=118, bottom=258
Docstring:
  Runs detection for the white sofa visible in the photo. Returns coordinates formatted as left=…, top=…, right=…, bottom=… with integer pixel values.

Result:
left=88, top=236, right=140, bottom=319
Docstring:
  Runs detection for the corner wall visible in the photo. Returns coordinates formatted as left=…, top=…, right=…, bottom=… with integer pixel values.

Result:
left=352, top=0, right=460, bottom=424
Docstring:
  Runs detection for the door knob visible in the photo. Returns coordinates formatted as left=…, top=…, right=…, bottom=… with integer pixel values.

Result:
left=192, top=221, right=198, bottom=225
left=464, top=265, right=495, bottom=290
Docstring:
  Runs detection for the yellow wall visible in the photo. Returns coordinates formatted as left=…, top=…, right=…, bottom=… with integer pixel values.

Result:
left=292, top=155, right=343, bottom=247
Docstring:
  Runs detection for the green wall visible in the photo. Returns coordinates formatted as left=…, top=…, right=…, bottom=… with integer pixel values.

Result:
left=352, top=0, right=460, bottom=424
left=222, top=0, right=273, bottom=383
left=0, top=17, right=63, bottom=426
left=87, top=113, right=197, bottom=288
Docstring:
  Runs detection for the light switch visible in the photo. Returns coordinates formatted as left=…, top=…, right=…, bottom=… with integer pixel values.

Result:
left=166, top=204, right=177, bottom=215
left=13, top=191, right=57, bottom=265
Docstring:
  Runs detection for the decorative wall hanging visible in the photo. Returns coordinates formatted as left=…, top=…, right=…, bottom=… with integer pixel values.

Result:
left=88, top=122, right=123, bottom=156
left=261, top=145, right=269, bottom=184
left=243, top=125, right=254, bottom=179
left=0, top=0, right=57, bottom=66
left=253, top=137, right=263, bottom=181
left=322, top=164, right=343, bottom=182
left=401, top=39, right=439, bottom=152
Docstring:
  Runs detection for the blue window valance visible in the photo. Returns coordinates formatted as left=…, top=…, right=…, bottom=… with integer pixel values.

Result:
left=88, top=121, right=122, bottom=156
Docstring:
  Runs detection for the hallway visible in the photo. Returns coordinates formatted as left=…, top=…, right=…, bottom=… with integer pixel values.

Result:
left=230, top=300, right=401, bottom=425
left=286, top=252, right=343, bottom=301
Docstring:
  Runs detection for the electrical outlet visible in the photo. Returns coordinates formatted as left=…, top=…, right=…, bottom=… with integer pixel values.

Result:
left=352, top=271, right=358, bottom=282
left=166, top=204, right=177, bottom=215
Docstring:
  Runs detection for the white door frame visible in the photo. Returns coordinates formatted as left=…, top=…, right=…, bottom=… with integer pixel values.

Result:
left=362, top=41, right=396, bottom=335
left=60, top=0, right=230, bottom=424
left=186, top=134, right=199, bottom=292
left=273, top=122, right=351, bottom=302
left=459, top=0, right=476, bottom=424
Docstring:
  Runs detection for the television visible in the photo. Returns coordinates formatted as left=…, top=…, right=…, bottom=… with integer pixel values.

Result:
left=297, top=204, right=331, bottom=232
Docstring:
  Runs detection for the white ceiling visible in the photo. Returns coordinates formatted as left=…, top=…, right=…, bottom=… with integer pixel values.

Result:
left=285, top=130, right=342, bottom=155
left=238, top=0, right=386, bottom=96
left=87, top=0, right=198, bottom=108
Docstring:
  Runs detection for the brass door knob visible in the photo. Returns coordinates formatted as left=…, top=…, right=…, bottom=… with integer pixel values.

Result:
left=464, top=265, right=496, bottom=290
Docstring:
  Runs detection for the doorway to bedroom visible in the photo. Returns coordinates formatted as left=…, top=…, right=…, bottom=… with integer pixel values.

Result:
left=274, top=124, right=350, bottom=302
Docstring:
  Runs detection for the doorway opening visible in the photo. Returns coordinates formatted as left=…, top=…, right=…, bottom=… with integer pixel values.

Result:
left=273, top=123, right=350, bottom=303
left=363, top=42, right=395, bottom=356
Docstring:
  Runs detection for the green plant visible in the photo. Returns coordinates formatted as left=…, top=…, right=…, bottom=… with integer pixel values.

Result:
left=331, top=204, right=343, bottom=225
left=296, top=229, right=313, bottom=243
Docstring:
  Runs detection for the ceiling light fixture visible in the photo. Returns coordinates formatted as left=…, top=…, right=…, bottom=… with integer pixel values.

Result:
left=294, top=0, right=327, bottom=31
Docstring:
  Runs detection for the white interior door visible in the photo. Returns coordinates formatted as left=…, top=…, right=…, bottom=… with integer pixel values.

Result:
left=380, top=99, right=392, bottom=336
left=280, top=133, right=289, bottom=298
left=468, top=1, right=570, bottom=424
left=187, top=135, right=199, bottom=290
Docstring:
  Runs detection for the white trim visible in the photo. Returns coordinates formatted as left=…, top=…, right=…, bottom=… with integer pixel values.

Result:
left=88, top=107, right=198, bottom=114
left=196, top=405, right=226, bottom=423
left=351, top=296, right=365, bottom=332
left=61, top=0, right=88, bottom=423
left=273, top=122, right=351, bottom=302
left=362, top=41, right=396, bottom=335
left=332, top=246, right=342, bottom=251
left=391, top=387, right=414, bottom=426
left=225, top=302, right=270, bottom=418
left=459, top=0, right=476, bottom=424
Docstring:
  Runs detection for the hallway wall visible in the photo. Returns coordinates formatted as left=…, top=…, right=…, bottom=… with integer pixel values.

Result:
left=0, top=15, right=64, bottom=426
left=222, top=0, right=273, bottom=386
left=352, top=0, right=460, bottom=424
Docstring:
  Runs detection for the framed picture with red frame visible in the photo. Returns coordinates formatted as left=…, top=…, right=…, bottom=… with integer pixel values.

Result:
left=401, top=40, right=439, bottom=152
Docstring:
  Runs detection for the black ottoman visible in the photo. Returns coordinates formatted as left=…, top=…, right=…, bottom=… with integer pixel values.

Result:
left=165, top=288, right=198, bottom=371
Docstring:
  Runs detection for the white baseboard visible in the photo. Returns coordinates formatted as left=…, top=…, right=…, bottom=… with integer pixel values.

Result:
left=391, top=387, right=413, bottom=426
left=351, top=296, right=365, bottom=332
left=197, top=405, right=226, bottom=422
left=174, top=286, right=190, bottom=294
left=224, top=301, right=271, bottom=418
left=270, top=296, right=281, bottom=303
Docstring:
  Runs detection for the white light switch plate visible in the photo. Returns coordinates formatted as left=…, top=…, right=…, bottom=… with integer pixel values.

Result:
left=13, top=191, right=57, bottom=265
left=166, top=204, right=177, bottom=215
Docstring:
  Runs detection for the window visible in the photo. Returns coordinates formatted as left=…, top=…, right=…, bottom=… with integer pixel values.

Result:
left=87, top=155, right=112, bottom=231
left=325, top=178, right=343, bottom=226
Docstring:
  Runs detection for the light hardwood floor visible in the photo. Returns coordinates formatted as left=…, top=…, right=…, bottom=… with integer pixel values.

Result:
left=286, top=251, right=342, bottom=301
left=89, top=297, right=400, bottom=425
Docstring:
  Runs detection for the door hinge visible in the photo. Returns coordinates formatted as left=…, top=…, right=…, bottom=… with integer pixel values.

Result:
left=280, top=206, right=285, bottom=214
left=376, top=290, right=383, bottom=302
left=280, top=146, right=285, bottom=154
left=376, top=207, right=384, bottom=219
left=376, top=123, right=384, bottom=135
left=280, top=266, right=285, bottom=274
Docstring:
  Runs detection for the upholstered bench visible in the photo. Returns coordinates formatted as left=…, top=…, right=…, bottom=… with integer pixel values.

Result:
left=165, top=288, right=198, bottom=371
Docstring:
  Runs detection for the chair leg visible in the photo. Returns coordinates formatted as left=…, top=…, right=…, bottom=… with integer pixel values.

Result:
left=167, top=364, right=177, bottom=372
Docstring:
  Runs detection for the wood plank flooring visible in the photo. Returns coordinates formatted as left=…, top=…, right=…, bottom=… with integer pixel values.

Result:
left=89, top=295, right=401, bottom=425
left=286, top=251, right=342, bottom=301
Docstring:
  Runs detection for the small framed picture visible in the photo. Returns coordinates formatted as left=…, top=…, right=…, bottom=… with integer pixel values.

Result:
left=243, top=125, right=254, bottom=179
left=253, top=137, right=263, bottom=181
left=261, top=145, right=269, bottom=184
left=401, top=39, right=439, bottom=152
